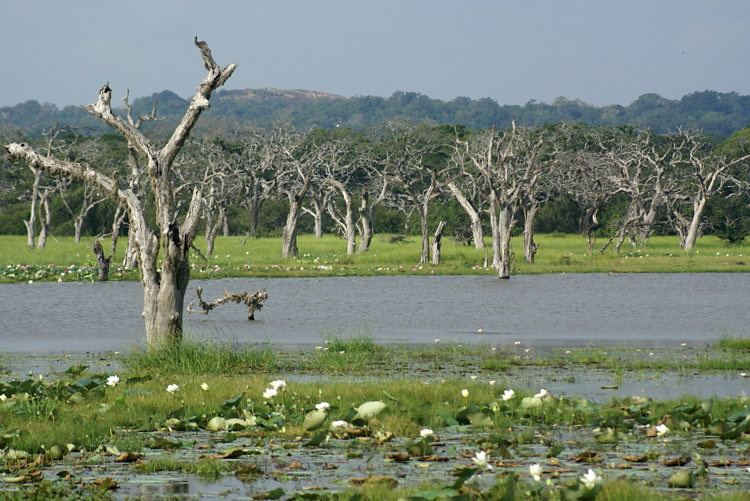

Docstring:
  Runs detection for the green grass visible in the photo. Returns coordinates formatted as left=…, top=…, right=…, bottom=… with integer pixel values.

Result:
left=1, top=233, right=748, bottom=282
left=715, top=335, right=750, bottom=352
left=123, top=337, right=276, bottom=375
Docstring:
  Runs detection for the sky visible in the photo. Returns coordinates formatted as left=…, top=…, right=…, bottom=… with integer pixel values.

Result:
left=2, top=1, right=749, bottom=109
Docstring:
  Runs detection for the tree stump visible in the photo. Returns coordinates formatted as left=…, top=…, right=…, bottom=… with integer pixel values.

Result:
left=92, top=240, right=111, bottom=282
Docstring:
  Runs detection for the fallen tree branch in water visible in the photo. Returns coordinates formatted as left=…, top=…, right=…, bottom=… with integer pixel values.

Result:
left=187, top=287, right=267, bottom=320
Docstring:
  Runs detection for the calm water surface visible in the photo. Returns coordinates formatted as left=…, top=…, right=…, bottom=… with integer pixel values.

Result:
left=1, top=273, right=747, bottom=355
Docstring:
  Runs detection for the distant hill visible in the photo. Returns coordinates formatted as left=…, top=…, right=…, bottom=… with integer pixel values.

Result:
left=2, top=88, right=749, bottom=138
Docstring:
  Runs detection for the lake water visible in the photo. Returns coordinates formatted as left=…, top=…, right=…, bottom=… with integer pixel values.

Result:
left=1, top=273, right=747, bottom=355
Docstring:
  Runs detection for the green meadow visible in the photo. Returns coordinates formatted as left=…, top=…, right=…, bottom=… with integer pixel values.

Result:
left=1, top=233, right=748, bottom=283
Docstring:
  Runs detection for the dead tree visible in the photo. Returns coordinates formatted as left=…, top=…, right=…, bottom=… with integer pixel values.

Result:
left=661, top=129, right=750, bottom=250
left=5, top=39, right=237, bottom=348
left=187, top=286, right=267, bottom=320
left=382, top=125, right=452, bottom=265
left=459, top=123, right=553, bottom=278
left=430, top=220, right=446, bottom=265
left=92, top=240, right=111, bottom=281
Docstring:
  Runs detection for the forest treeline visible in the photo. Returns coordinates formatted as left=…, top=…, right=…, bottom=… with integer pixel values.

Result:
left=2, top=88, right=750, bottom=139
left=3, top=118, right=749, bottom=278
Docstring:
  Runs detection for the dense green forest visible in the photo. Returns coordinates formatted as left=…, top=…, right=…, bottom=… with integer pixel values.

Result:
left=2, top=88, right=750, bottom=139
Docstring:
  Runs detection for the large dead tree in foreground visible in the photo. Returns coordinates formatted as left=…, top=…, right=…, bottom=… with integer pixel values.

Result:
left=5, top=39, right=237, bottom=348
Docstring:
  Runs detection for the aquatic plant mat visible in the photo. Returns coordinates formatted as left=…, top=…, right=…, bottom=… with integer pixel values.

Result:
left=2, top=345, right=750, bottom=500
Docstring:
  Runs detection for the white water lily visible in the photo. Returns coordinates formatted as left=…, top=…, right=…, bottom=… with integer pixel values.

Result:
left=472, top=450, right=492, bottom=469
left=201, top=382, right=209, bottom=391
left=315, top=401, right=331, bottom=411
left=529, top=463, right=542, bottom=481
left=534, top=388, right=549, bottom=399
left=269, top=379, right=286, bottom=390
left=656, top=423, right=670, bottom=436
left=330, top=420, right=349, bottom=432
left=166, top=384, right=179, bottom=394
left=420, top=428, right=433, bottom=438
left=461, top=388, right=469, bottom=399
left=106, top=375, right=120, bottom=387
left=501, top=389, right=515, bottom=401
left=581, top=469, right=600, bottom=489
left=262, top=387, right=277, bottom=399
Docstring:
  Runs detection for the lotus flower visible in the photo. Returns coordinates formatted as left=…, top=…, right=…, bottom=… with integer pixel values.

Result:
left=501, top=389, right=515, bottom=401
left=330, top=420, right=348, bottom=432
left=262, top=387, right=277, bottom=399
left=315, top=401, right=331, bottom=411
left=472, top=450, right=492, bottom=469
left=529, top=463, right=542, bottom=481
left=581, top=469, right=599, bottom=489
left=269, top=379, right=287, bottom=390
left=166, top=384, right=179, bottom=394
left=420, top=428, right=433, bottom=438
left=534, top=388, right=549, bottom=399
left=461, top=389, right=469, bottom=399
left=656, top=423, right=670, bottom=436
left=201, top=382, right=209, bottom=391
left=106, top=375, right=120, bottom=387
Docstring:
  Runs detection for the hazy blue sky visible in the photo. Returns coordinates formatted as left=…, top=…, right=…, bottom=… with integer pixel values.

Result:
left=2, top=1, right=749, bottom=108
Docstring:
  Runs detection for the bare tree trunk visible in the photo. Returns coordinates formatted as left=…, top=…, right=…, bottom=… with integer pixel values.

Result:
left=309, top=198, right=324, bottom=238
left=496, top=206, right=514, bottom=279
left=684, top=199, right=707, bottom=251
left=418, top=207, right=430, bottom=265
left=247, top=199, right=262, bottom=239
left=24, top=171, right=41, bottom=249
left=357, top=192, right=375, bottom=253
left=522, top=202, right=539, bottom=263
left=74, top=216, right=84, bottom=243
left=430, top=220, right=446, bottom=265
left=110, top=202, right=126, bottom=256
left=205, top=207, right=225, bottom=257
left=92, top=240, right=111, bottom=281
left=37, top=189, right=52, bottom=249
left=448, top=182, right=484, bottom=249
left=123, top=231, right=138, bottom=269
left=282, top=195, right=303, bottom=258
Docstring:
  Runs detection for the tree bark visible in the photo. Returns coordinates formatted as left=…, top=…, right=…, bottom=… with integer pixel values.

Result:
left=522, top=202, right=539, bottom=263
left=447, top=181, right=484, bottom=249
left=430, top=220, right=446, bottom=265
left=282, top=194, right=303, bottom=258
left=37, top=189, right=52, bottom=249
left=496, top=205, right=515, bottom=279
left=92, top=240, right=111, bottom=281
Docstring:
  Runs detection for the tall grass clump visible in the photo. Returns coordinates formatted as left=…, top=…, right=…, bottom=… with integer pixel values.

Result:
left=314, top=327, right=386, bottom=373
left=124, top=337, right=276, bottom=375
left=715, top=334, right=750, bottom=352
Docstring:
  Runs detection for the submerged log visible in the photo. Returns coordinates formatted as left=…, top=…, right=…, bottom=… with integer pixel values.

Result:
left=187, top=287, right=267, bottom=320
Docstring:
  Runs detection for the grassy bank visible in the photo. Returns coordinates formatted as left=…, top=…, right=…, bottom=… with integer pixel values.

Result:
left=1, top=340, right=750, bottom=500
left=1, top=233, right=748, bottom=282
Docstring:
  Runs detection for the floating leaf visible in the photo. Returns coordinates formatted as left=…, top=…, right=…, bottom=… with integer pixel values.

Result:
left=303, top=408, right=328, bottom=431
left=667, top=470, right=695, bottom=488
left=305, top=431, right=328, bottom=447
left=114, top=451, right=141, bottom=462
left=664, top=455, right=691, bottom=467
left=436, top=411, right=459, bottom=426
left=355, top=401, right=387, bottom=420
left=64, top=364, right=88, bottom=375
